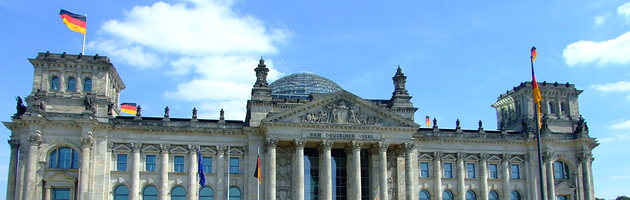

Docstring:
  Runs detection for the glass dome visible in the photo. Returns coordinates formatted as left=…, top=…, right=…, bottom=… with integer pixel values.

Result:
left=270, top=73, right=342, bottom=97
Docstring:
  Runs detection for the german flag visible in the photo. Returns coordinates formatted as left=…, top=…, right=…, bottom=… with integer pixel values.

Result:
left=531, top=47, right=543, bottom=129
left=120, top=103, right=137, bottom=115
left=425, top=116, right=431, bottom=127
left=254, top=155, right=262, bottom=184
left=59, top=9, right=86, bottom=34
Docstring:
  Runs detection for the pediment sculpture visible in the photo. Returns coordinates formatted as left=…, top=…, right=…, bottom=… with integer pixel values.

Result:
left=300, top=100, right=381, bottom=125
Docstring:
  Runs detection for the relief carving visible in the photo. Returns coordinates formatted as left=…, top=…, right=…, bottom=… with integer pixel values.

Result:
left=276, top=147, right=292, bottom=200
left=387, top=153, right=398, bottom=199
left=301, top=100, right=381, bottom=125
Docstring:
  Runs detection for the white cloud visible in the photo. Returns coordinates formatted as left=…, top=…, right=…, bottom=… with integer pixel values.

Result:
left=89, top=0, right=290, bottom=120
left=618, top=2, right=630, bottom=21
left=610, top=120, right=630, bottom=130
left=594, top=13, right=610, bottom=26
left=563, top=31, right=630, bottom=66
left=590, top=81, right=630, bottom=92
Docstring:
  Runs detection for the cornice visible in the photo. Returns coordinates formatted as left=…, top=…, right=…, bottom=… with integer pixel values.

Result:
left=263, top=121, right=418, bottom=133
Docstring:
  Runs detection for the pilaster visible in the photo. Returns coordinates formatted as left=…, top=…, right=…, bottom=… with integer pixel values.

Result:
left=434, top=152, right=443, bottom=200
left=319, top=140, right=333, bottom=200
left=457, top=152, right=466, bottom=200
left=293, top=139, right=306, bottom=200
left=130, top=142, right=142, bottom=200
left=266, top=139, right=278, bottom=200
left=403, top=142, right=415, bottom=200
left=480, top=153, right=489, bottom=200
left=160, top=144, right=171, bottom=200
left=78, top=132, right=94, bottom=200
left=378, top=142, right=389, bottom=200
left=7, top=139, right=20, bottom=200
left=23, top=130, right=42, bottom=200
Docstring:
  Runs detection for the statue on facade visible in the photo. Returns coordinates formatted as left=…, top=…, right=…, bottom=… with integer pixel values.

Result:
left=84, top=94, right=95, bottom=112
left=220, top=108, right=225, bottom=121
left=575, top=115, right=586, bottom=133
left=32, top=91, right=46, bottom=111
left=14, top=96, right=27, bottom=118
left=192, top=107, right=198, bottom=119
left=107, top=103, right=114, bottom=116
left=541, top=114, right=549, bottom=131
left=164, top=106, right=170, bottom=118
left=136, top=105, right=142, bottom=117
left=254, top=57, right=269, bottom=87
left=392, top=66, right=408, bottom=95
left=456, top=119, right=461, bottom=129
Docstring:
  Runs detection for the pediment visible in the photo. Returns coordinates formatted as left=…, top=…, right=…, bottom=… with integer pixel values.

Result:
left=228, top=147, right=245, bottom=156
left=442, top=154, right=457, bottom=160
left=510, top=156, right=525, bottom=163
left=487, top=155, right=502, bottom=162
left=418, top=153, right=434, bottom=160
left=45, top=172, right=76, bottom=182
left=142, top=144, right=160, bottom=153
left=112, top=143, right=131, bottom=152
left=263, top=90, right=418, bottom=128
left=170, top=146, right=189, bottom=154
left=200, top=146, right=216, bottom=155
left=465, top=155, right=480, bottom=161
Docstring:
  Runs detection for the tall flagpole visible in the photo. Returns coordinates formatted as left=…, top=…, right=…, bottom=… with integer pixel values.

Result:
left=257, top=147, right=260, bottom=200
left=82, top=14, right=87, bottom=54
left=531, top=47, right=546, bottom=200
left=227, top=146, right=230, bottom=199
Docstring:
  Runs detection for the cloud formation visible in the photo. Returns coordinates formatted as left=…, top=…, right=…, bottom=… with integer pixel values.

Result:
left=563, top=2, right=630, bottom=66
left=590, top=81, right=630, bottom=92
left=610, top=119, right=630, bottom=130
left=89, top=0, right=289, bottom=119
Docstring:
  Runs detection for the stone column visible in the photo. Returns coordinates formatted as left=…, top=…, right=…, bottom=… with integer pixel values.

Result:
left=160, top=144, right=171, bottom=200
left=579, top=152, right=594, bottom=200
left=319, top=140, right=333, bottom=200
left=266, top=139, right=278, bottom=200
left=402, top=142, right=415, bottom=200
left=480, top=153, right=489, bottom=200
left=501, top=154, right=511, bottom=200
left=434, top=152, right=443, bottom=200
left=78, top=133, right=94, bottom=200
left=130, top=142, right=142, bottom=200
left=457, top=152, right=466, bottom=200
left=188, top=145, right=199, bottom=200
left=349, top=141, right=363, bottom=200
left=377, top=142, right=389, bottom=200
left=44, top=186, right=52, bottom=200
left=6, top=139, right=19, bottom=200
left=294, top=140, right=306, bottom=200
left=216, top=146, right=227, bottom=200
left=544, top=152, right=556, bottom=200
left=23, top=131, right=42, bottom=200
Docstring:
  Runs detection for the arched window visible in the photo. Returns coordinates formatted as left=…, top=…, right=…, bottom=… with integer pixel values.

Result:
left=419, top=189, right=430, bottom=200
left=466, top=190, right=477, bottom=200
left=67, top=77, right=77, bottom=91
left=557, top=195, right=568, bottom=200
left=228, top=187, right=241, bottom=200
left=49, top=147, right=79, bottom=169
left=199, top=187, right=214, bottom=200
left=83, top=78, right=92, bottom=92
left=51, top=76, right=60, bottom=91
left=171, top=186, right=186, bottom=200
left=442, top=190, right=454, bottom=200
left=511, top=191, right=521, bottom=200
left=489, top=191, right=499, bottom=200
left=114, top=185, right=129, bottom=200
left=142, top=185, right=158, bottom=200
left=553, top=161, right=570, bottom=179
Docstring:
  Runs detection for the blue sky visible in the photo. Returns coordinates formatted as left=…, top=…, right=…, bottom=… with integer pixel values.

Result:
left=2, top=0, right=630, bottom=198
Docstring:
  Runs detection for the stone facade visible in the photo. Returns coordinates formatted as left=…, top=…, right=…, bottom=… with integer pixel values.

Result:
left=4, top=52, right=598, bottom=200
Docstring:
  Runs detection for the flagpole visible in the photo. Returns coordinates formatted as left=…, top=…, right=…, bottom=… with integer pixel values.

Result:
left=257, top=147, right=260, bottom=200
left=531, top=50, right=547, bottom=200
left=227, top=146, right=230, bottom=200
left=82, top=14, right=87, bottom=54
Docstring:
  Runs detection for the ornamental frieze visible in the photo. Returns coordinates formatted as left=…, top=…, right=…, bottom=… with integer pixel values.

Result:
left=300, top=100, right=382, bottom=125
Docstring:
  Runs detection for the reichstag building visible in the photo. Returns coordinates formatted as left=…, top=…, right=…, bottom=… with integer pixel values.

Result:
left=4, top=52, right=597, bottom=200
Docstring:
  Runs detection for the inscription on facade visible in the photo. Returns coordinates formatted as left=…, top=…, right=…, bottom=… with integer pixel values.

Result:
left=302, top=131, right=382, bottom=140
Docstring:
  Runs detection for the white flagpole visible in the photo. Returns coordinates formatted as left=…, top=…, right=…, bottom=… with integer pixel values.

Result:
left=82, top=14, right=87, bottom=54
left=257, top=147, right=260, bottom=200
left=227, top=145, right=230, bottom=199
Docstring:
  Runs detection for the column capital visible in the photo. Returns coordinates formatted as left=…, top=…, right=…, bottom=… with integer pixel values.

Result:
left=433, top=152, right=443, bottom=161
left=377, top=142, right=389, bottom=151
left=502, top=154, right=512, bottom=163
left=349, top=141, right=363, bottom=150
left=265, top=138, right=279, bottom=148
left=577, top=151, right=593, bottom=163
left=188, top=144, right=200, bottom=154
left=402, top=142, right=415, bottom=153
left=457, top=152, right=466, bottom=160
left=479, top=153, right=489, bottom=161
left=28, top=130, right=43, bottom=146
left=319, top=140, right=334, bottom=150
left=216, top=145, right=227, bottom=155
left=160, top=144, right=171, bottom=153
left=543, top=151, right=555, bottom=162
left=294, top=139, right=306, bottom=149
left=131, top=142, right=142, bottom=152
left=8, top=139, right=20, bottom=149
left=80, top=131, right=94, bottom=149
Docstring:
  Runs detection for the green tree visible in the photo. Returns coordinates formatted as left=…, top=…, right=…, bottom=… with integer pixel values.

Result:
left=616, top=196, right=630, bottom=200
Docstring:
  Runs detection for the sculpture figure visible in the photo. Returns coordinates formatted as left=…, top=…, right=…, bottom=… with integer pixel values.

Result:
left=164, top=106, right=170, bottom=118
left=15, top=96, right=27, bottom=117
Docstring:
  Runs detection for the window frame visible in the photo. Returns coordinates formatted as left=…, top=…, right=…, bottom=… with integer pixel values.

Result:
left=145, top=155, right=156, bottom=172
left=52, top=188, right=72, bottom=200
left=49, top=147, right=80, bottom=169
left=202, top=156, right=213, bottom=173
left=83, top=78, right=92, bottom=92
left=142, top=185, right=158, bottom=200
left=174, top=155, right=185, bottom=172
left=553, top=161, right=570, bottom=179
left=117, top=154, right=128, bottom=171
left=171, top=186, right=186, bottom=200
left=443, top=162, right=453, bottom=178
left=420, top=162, right=430, bottom=178
left=466, top=163, right=476, bottom=179
left=199, top=186, right=215, bottom=200
left=229, top=157, right=240, bottom=174
left=510, top=164, right=521, bottom=179
left=50, top=76, right=61, bottom=91
left=66, top=77, right=77, bottom=92
left=114, top=185, right=130, bottom=200
left=489, top=163, right=498, bottom=179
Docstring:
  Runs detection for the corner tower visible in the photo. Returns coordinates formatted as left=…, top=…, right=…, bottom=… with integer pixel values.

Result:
left=492, top=81, right=584, bottom=134
left=22, top=52, right=125, bottom=118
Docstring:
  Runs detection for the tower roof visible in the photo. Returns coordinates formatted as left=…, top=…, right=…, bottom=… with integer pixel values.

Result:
left=269, top=72, right=342, bottom=98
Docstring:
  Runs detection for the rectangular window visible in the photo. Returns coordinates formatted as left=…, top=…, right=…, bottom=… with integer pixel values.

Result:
left=52, top=188, right=71, bottom=200
left=489, top=164, right=498, bottom=179
left=145, top=155, right=156, bottom=172
left=230, top=157, right=240, bottom=174
left=174, top=156, right=185, bottom=172
left=511, top=164, right=520, bottom=179
left=443, top=163, right=453, bottom=178
left=202, top=156, right=212, bottom=173
left=466, top=163, right=476, bottom=178
left=420, top=162, right=430, bottom=178
left=117, top=154, right=127, bottom=171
